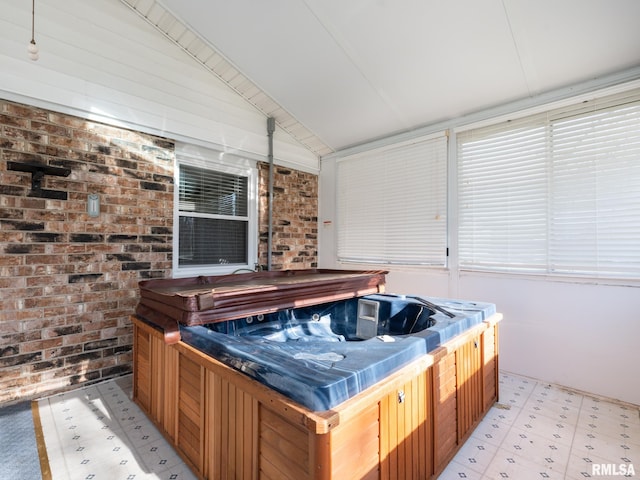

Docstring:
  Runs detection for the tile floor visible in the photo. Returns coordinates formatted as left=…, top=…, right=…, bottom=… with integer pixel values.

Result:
left=439, top=372, right=639, bottom=479
left=36, top=375, right=197, bottom=480
left=35, top=372, right=639, bottom=479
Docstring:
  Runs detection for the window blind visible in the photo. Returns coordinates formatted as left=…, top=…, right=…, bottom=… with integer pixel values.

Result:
left=457, top=88, right=640, bottom=278
left=337, top=134, right=448, bottom=266
left=179, top=165, right=248, bottom=216
left=178, top=164, right=249, bottom=267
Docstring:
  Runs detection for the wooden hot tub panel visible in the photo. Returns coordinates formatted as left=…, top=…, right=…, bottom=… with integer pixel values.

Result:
left=132, top=312, right=500, bottom=480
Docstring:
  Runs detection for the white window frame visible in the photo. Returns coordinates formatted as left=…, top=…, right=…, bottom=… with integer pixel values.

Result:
left=173, top=142, right=258, bottom=278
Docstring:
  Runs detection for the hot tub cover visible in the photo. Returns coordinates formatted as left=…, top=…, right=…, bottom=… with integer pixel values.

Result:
left=137, top=269, right=387, bottom=326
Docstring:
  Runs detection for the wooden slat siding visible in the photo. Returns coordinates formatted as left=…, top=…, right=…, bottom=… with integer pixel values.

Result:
left=229, top=382, right=238, bottom=477
left=133, top=322, right=173, bottom=440
left=493, top=324, right=499, bottom=394
left=151, top=334, right=164, bottom=424
left=456, top=336, right=483, bottom=442
left=411, top=378, right=420, bottom=474
left=409, top=374, right=429, bottom=479
left=133, top=324, right=151, bottom=412
left=331, top=402, right=379, bottom=480
left=409, top=376, right=421, bottom=477
left=379, top=372, right=431, bottom=479
left=205, top=370, right=222, bottom=479
left=206, top=372, right=258, bottom=480
left=380, top=392, right=396, bottom=478
left=381, top=380, right=397, bottom=480
left=259, top=406, right=310, bottom=480
left=419, top=368, right=433, bottom=479
left=248, top=393, right=260, bottom=478
left=259, top=436, right=308, bottom=478
left=474, top=343, right=481, bottom=423
left=482, top=326, right=498, bottom=411
left=396, top=381, right=406, bottom=480
left=163, top=344, right=180, bottom=441
left=456, top=339, right=470, bottom=440
left=234, top=386, right=258, bottom=480
left=398, top=380, right=409, bottom=480
left=417, top=371, right=428, bottom=478
left=247, top=389, right=260, bottom=478
left=309, top=432, right=331, bottom=480
left=234, top=387, right=244, bottom=480
left=433, top=350, right=457, bottom=473
left=259, top=430, right=309, bottom=480
left=178, top=354, right=205, bottom=474
left=219, top=378, right=230, bottom=478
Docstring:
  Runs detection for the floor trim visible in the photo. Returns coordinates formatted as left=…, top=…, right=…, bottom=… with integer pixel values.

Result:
left=31, top=400, right=52, bottom=480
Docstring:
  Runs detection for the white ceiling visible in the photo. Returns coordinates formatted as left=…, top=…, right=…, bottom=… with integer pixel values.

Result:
left=134, top=0, right=640, bottom=155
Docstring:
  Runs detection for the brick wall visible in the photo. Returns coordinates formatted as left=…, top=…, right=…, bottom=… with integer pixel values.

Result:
left=257, top=163, right=318, bottom=270
left=0, top=99, right=175, bottom=404
left=0, top=99, right=318, bottom=405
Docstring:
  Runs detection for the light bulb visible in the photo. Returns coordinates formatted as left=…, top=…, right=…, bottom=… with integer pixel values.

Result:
left=28, top=41, right=39, bottom=61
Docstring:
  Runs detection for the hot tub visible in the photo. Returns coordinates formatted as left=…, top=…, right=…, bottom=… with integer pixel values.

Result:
left=180, top=294, right=496, bottom=411
left=131, top=270, right=502, bottom=479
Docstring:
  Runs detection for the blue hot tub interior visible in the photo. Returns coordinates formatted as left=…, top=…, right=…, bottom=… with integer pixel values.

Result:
left=181, top=294, right=496, bottom=411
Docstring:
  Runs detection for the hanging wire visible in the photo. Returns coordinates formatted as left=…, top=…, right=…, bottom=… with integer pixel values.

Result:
left=31, top=0, right=35, bottom=41
left=28, top=0, right=39, bottom=61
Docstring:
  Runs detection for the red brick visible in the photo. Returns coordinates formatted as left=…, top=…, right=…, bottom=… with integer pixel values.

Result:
left=0, top=98, right=317, bottom=405
left=20, top=338, right=63, bottom=353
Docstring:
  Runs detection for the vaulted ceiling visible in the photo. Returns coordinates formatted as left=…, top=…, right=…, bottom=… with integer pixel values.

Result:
left=121, top=0, right=640, bottom=157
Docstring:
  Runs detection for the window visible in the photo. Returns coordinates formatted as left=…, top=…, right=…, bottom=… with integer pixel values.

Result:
left=337, top=134, right=448, bottom=266
left=174, top=144, right=257, bottom=277
left=457, top=88, right=640, bottom=279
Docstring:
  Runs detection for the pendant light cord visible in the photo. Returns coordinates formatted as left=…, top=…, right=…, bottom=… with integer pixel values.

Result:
left=31, top=0, right=35, bottom=43
left=28, top=0, right=39, bottom=60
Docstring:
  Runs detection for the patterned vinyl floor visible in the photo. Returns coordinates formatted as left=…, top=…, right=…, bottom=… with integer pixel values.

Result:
left=36, top=375, right=196, bottom=480
left=439, top=372, right=639, bottom=479
left=33, top=372, right=639, bottom=479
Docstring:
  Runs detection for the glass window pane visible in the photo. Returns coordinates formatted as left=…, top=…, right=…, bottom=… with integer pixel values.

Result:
left=178, top=216, right=248, bottom=266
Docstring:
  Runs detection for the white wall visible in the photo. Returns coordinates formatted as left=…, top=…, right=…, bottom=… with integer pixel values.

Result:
left=457, top=273, right=640, bottom=406
left=0, top=0, right=318, bottom=173
left=319, top=126, right=640, bottom=408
